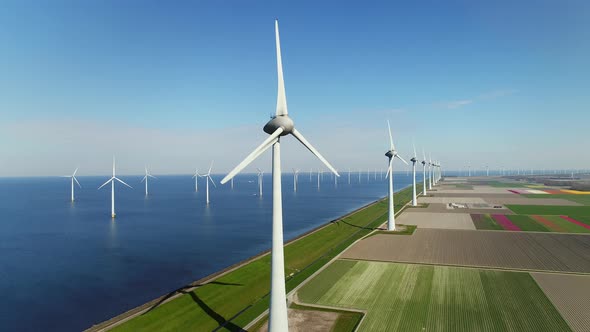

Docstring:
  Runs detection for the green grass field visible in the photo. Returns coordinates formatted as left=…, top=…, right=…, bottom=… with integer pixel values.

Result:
left=110, top=187, right=416, bottom=331
left=506, top=215, right=550, bottom=232
left=506, top=205, right=590, bottom=216
left=522, top=194, right=590, bottom=206
left=298, top=260, right=570, bottom=331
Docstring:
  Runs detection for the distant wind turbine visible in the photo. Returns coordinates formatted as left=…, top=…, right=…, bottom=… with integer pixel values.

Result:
left=141, top=166, right=156, bottom=196
left=410, top=144, right=418, bottom=206
left=385, top=121, right=408, bottom=231
left=421, top=149, right=427, bottom=195
left=293, top=168, right=299, bottom=192
left=220, top=20, right=338, bottom=332
left=258, top=168, right=264, bottom=196
left=61, top=167, right=81, bottom=202
left=202, top=161, right=216, bottom=204
left=98, top=157, right=132, bottom=218
left=192, top=168, right=200, bottom=192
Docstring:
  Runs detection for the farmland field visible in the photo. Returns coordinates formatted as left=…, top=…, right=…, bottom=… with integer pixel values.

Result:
left=298, top=260, right=570, bottom=331
left=471, top=214, right=503, bottom=230
left=522, top=194, right=590, bottom=206
left=341, top=229, right=590, bottom=273
left=506, top=205, right=590, bottom=216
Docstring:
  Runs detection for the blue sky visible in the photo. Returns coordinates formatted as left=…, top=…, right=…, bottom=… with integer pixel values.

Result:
left=0, top=1, right=589, bottom=176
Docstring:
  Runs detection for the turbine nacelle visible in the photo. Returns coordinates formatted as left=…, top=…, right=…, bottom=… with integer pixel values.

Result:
left=263, top=115, right=294, bottom=136
left=411, top=157, right=417, bottom=163
left=385, top=150, right=396, bottom=158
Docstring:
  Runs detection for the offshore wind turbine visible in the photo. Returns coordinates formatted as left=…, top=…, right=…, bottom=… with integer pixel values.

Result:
left=293, top=168, right=299, bottom=192
left=410, top=144, right=418, bottom=206
left=140, top=166, right=156, bottom=196
left=348, top=168, right=351, bottom=184
left=98, top=157, right=132, bottom=218
left=220, top=20, right=338, bottom=332
left=202, top=161, right=216, bottom=204
left=317, top=169, right=322, bottom=189
left=385, top=121, right=408, bottom=231
left=61, top=167, right=81, bottom=202
left=192, top=168, right=200, bottom=192
left=257, top=168, right=264, bottom=196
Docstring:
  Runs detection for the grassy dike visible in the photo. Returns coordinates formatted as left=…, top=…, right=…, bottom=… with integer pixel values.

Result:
left=99, top=186, right=415, bottom=331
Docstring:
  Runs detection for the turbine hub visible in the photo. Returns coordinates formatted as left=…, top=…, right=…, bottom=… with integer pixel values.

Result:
left=411, top=157, right=417, bottom=163
left=263, top=115, right=294, bottom=136
left=385, top=150, right=395, bottom=158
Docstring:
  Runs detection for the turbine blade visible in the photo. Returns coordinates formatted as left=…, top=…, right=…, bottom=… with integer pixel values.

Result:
left=275, top=20, right=288, bottom=116
left=141, top=176, right=146, bottom=182
left=413, top=142, right=416, bottom=158
left=387, top=120, right=394, bottom=150
left=396, top=154, right=409, bottom=165
left=98, top=178, right=114, bottom=190
left=209, top=176, right=217, bottom=188
left=73, top=167, right=78, bottom=176
left=115, top=177, right=133, bottom=188
left=208, top=160, right=214, bottom=175
left=221, top=128, right=284, bottom=184
left=73, top=176, right=81, bottom=188
left=148, top=174, right=157, bottom=179
left=291, top=128, right=339, bottom=176
left=422, top=148, right=426, bottom=161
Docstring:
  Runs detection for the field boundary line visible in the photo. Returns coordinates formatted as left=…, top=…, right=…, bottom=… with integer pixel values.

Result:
left=338, top=257, right=590, bottom=276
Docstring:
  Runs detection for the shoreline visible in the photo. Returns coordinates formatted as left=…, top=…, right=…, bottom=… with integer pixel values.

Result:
left=86, top=186, right=409, bottom=331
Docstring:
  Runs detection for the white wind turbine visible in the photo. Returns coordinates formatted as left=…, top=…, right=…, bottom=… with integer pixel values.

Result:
left=257, top=168, right=264, bottom=196
left=410, top=144, right=418, bottom=206
left=202, top=161, right=216, bottom=204
left=293, top=168, right=299, bottom=192
left=428, top=154, right=433, bottom=190
left=98, top=157, right=132, bottom=218
left=141, top=166, right=156, bottom=196
left=220, top=20, right=338, bottom=332
left=61, top=167, right=81, bottom=202
left=348, top=168, right=351, bottom=184
left=385, top=121, right=408, bottom=231
left=192, top=168, right=200, bottom=192
left=421, top=149, right=427, bottom=195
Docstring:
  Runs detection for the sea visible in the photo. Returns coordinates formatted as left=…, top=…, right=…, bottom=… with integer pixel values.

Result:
left=0, top=171, right=423, bottom=331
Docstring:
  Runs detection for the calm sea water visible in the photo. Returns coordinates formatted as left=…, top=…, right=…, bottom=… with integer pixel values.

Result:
left=0, top=171, right=421, bottom=331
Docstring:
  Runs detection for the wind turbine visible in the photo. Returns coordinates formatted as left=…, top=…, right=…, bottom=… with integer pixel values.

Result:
left=220, top=20, right=338, bottom=332
left=293, top=168, right=299, bottom=192
left=98, top=157, right=132, bottom=218
left=428, top=154, right=433, bottom=190
left=317, top=169, right=322, bottom=189
left=61, top=167, right=81, bottom=202
left=410, top=144, right=417, bottom=206
left=421, top=149, right=427, bottom=195
left=202, top=161, right=216, bottom=204
left=192, top=168, right=200, bottom=192
left=141, top=166, right=156, bottom=196
left=258, top=168, right=264, bottom=196
left=385, top=121, right=408, bottom=231
left=348, top=168, right=351, bottom=184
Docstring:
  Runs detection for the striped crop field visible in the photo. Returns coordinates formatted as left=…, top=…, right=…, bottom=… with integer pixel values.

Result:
left=506, top=205, right=590, bottom=216
left=471, top=214, right=590, bottom=233
left=471, top=214, right=503, bottom=230
left=298, top=260, right=570, bottom=331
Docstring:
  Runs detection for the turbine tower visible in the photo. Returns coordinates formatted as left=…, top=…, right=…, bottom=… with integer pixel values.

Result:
left=385, top=121, right=408, bottom=231
left=428, top=154, right=433, bottom=190
left=421, top=149, right=427, bottom=195
left=192, top=168, right=200, bottom=192
left=348, top=168, right=351, bottom=184
left=61, top=167, right=81, bottom=202
left=258, top=168, right=264, bottom=196
left=141, top=166, right=156, bottom=196
left=410, top=145, right=417, bottom=206
left=98, top=157, right=132, bottom=218
left=293, top=168, right=299, bottom=192
left=220, top=20, right=338, bottom=332
left=202, top=161, right=216, bottom=204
